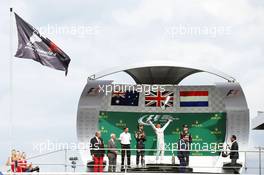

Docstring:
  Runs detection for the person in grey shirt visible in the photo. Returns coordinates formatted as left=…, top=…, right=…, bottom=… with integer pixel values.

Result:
left=107, top=133, right=118, bottom=172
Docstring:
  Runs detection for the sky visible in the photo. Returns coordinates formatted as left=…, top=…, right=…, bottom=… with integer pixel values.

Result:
left=0, top=0, right=264, bottom=171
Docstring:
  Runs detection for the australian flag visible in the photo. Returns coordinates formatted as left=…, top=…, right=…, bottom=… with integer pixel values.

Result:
left=111, top=90, right=139, bottom=106
left=14, top=13, right=71, bottom=75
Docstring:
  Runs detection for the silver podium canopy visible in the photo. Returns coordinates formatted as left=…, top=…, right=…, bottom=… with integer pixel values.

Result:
left=89, top=61, right=236, bottom=84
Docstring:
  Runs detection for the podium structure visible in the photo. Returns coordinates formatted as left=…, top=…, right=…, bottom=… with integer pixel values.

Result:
left=77, top=62, right=249, bottom=173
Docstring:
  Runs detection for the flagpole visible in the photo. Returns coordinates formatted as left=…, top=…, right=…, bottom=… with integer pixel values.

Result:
left=9, top=7, right=14, bottom=151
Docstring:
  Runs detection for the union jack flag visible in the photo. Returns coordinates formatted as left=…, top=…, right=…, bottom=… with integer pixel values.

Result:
left=145, top=91, right=174, bottom=107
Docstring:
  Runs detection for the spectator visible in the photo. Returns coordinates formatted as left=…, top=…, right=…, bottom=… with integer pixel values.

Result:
left=16, top=151, right=23, bottom=173
left=6, top=150, right=39, bottom=173
left=21, top=152, right=40, bottom=172
left=6, top=149, right=17, bottom=172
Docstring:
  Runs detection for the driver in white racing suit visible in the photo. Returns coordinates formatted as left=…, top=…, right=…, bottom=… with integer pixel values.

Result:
left=148, top=119, right=172, bottom=163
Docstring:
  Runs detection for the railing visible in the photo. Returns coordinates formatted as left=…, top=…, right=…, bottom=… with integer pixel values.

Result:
left=3, top=147, right=264, bottom=174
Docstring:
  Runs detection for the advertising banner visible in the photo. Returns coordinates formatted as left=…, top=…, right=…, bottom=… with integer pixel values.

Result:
left=99, top=111, right=226, bottom=156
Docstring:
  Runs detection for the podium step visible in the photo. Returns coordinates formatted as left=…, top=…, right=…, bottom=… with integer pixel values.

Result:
left=127, top=164, right=193, bottom=173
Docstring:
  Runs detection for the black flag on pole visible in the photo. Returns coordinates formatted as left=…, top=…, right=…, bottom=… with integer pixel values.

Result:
left=14, top=13, right=71, bottom=75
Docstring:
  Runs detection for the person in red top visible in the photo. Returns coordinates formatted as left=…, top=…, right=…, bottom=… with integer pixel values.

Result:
left=10, top=161, right=15, bottom=172
left=16, top=151, right=23, bottom=173
left=20, top=152, right=28, bottom=172
left=6, top=149, right=18, bottom=172
left=20, top=152, right=40, bottom=172
left=6, top=150, right=40, bottom=173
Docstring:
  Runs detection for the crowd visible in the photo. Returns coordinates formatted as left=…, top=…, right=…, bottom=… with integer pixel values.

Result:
left=6, top=149, right=39, bottom=173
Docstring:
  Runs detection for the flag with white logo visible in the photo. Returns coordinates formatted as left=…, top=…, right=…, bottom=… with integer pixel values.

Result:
left=14, top=13, right=71, bottom=75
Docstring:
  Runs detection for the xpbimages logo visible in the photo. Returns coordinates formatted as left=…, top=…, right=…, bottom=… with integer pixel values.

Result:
left=89, top=84, right=169, bottom=96
left=33, top=140, right=91, bottom=153
left=33, top=140, right=106, bottom=154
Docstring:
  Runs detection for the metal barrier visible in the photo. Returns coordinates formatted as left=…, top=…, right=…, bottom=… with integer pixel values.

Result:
left=3, top=147, right=264, bottom=174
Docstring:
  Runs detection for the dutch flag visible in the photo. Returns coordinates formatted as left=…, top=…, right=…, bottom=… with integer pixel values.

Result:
left=180, top=91, right=209, bottom=107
